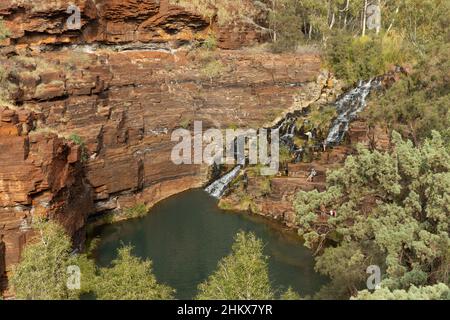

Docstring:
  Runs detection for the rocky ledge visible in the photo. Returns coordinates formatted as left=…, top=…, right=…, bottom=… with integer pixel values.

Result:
left=0, top=0, right=265, bottom=49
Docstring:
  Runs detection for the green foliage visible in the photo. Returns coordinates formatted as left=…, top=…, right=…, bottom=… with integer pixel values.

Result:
left=0, top=68, right=11, bottom=106
left=123, top=203, right=148, bottom=219
left=0, top=53, right=17, bottom=107
left=75, top=253, right=97, bottom=295
left=354, top=283, right=450, bottom=300
left=217, top=199, right=234, bottom=211
left=299, top=105, right=338, bottom=141
left=201, top=59, right=225, bottom=82
left=257, top=176, right=272, bottom=197
left=280, top=287, right=302, bottom=300
left=390, top=0, right=450, bottom=50
left=266, top=0, right=449, bottom=83
left=326, top=33, right=410, bottom=84
left=68, top=133, right=84, bottom=146
left=10, top=221, right=91, bottom=300
left=269, top=0, right=305, bottom=52
left=12, top=224, right=173, bottom=300
left=179, top=118, right=192, bottom=129
left=295, top=132, right=450, bottom=299
left=202, top=34, right=218, bottom=51
left=94, top=246, right=175, bottom=300
left=68, top=133, right=88, bottom=162
left=365, top=42, right=450, bottom=144
left=237, top=193, right=256, bottom=212
left=269, top=0, right=450, bottom=48
left=196, top=231, right=274, bottom=300
left=279, top=145, right=292, bottom=165
left=0, top=17, right=10, bottom=41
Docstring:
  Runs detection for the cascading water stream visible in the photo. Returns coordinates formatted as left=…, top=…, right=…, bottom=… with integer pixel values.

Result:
left=205, top=165, right=242, bottom=198
left=205, top=79, right=381, bottom=198
left=325, top=79, right=381, bottom=146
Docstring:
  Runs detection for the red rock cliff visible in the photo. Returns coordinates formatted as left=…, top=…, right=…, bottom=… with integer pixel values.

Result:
left=0, top=107, right=94, bottom=292
left=0, top=0, right=265, bottom=49
left=0, top=0, right=323, bottom=293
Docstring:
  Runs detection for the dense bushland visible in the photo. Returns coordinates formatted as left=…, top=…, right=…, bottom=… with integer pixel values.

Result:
left=294, top=132, right=450, bottom=299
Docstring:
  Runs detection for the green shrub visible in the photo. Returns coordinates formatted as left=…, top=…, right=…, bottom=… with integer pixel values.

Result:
left=179, top=118, right=191, bottom=129
left=201, top=60, right=224, bottom=82
left=218, top=200, right=234, bottom=210
left=196, top=232, right=274, bottom=300
left=269, top=0, right=305, bottom=53
left=326, top=33, right=410, bottom=85
left=68, top=134, right=88, bottom=162
left=0, top=18, right=10, bottom=41
left=364, top=42, right=450, bottom=145
left=94, top=246, right=175, bottom=300
left=279, top=145, right=292, bottom=165
left=202, top=35, right=217, bottom=51
left=258, top=177, right=272, bottom=196
left=68, top=134, right=84, bottom=146
left=123, top=203, right=148, bottom=219
left=239, top=194, right=258, bottom=212
left=10, top=221, right=94, bottom=300
left=301, top=105, right=338, bottom=140
left=0, top=72, right=11, bottom=106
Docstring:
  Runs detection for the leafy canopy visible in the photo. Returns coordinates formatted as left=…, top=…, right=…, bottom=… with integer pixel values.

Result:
left=94, top=246, right=175, bottom=300
left=196, top=231, right=275, bottom=300
left=10, top=221, right=92, bottom=300
left=365, top=42, right=450, bottom=145
left=0, top=18, right=10, bottom=41
left=354, top=283, right=450, bottom=300
left=197, top=231, right=301, bottom=300
left=295, top=132, right=450, bottom=298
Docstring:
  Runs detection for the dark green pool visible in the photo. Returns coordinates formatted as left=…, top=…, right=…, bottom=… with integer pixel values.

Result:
left=91, top=189, right=326, bottom=299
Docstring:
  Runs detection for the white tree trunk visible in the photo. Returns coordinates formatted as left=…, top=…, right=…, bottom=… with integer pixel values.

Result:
left=362, top=0, right=368, bottom=36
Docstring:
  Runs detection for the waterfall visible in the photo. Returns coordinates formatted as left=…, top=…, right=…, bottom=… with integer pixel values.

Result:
left=325, top=79, right=380, bottom=146
left=205, top=165, right=242, bottom=198
left=275, top=109, right=305, bottom=154
left=205, top=78, right=381, bottom=198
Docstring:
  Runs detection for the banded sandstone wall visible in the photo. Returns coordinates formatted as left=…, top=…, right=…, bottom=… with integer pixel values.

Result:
left=0, top=0, right=324, bottom=291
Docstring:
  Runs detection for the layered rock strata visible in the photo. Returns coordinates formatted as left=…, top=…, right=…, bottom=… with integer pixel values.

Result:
left=0, top=47, right=323, bottom=288
left=0, top=0, right=264, bottom=49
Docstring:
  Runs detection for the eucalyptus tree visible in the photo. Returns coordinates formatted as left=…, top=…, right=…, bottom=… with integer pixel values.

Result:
left=94, top=246, right=175, bottom=300
left=295, top=132, right=450, bottom=299
left=10, top=221, right=94, bottom=300
left=196, top=231, right=275, bottom=300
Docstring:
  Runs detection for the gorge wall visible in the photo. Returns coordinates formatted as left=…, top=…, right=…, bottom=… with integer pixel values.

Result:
left=0, top=0, right=324, bottom=291
left=0, top=0, right=265, bottom=49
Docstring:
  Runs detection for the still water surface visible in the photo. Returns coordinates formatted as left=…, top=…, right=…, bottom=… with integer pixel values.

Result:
left=92, top=189, right=326, bottom=299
